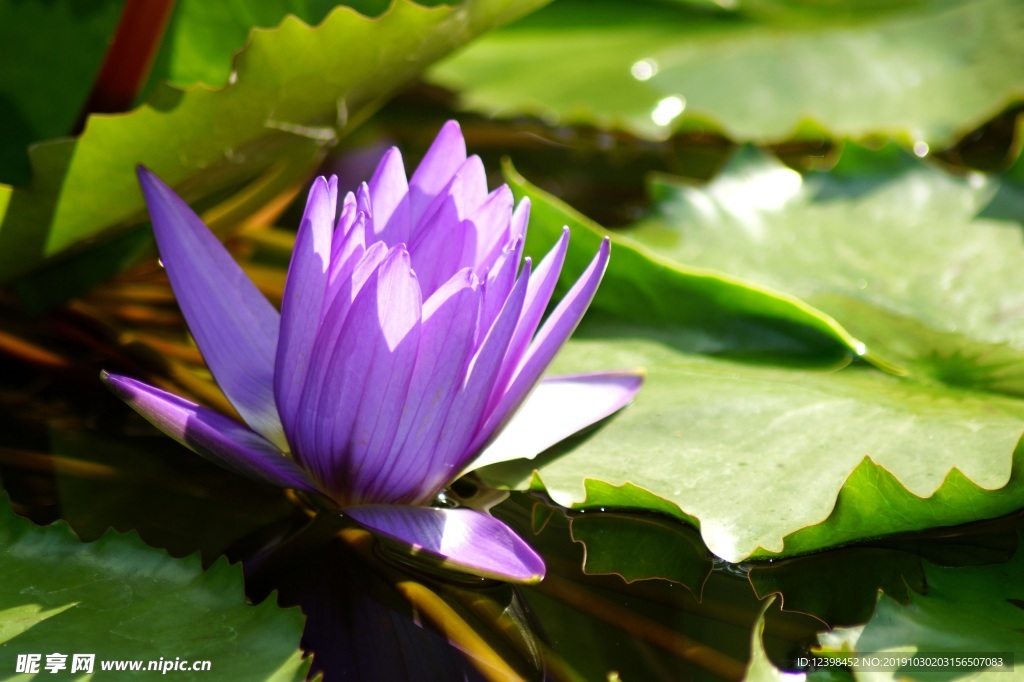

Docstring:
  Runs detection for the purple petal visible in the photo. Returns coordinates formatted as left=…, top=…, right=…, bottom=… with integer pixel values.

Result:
left=408, top=120, right=467, bottom=227
left=508, top=197, right=530, bottom=244
left=478, top=238, right=522, bottom=341
left=454, top=156, right=489, bottom=216
left=344, top=505, right=545, bottom=583
left=101, top=371, right=318, bottom=492
left=467, top=185, right=513, bottom=271
left=297, top=248, right=423, bottom=503
left=465, top=371, right=645, bottom=473
left=369, top=147, right=411, bottom=245
left=136, top=167, right=285, bottom=450
left=488, top=228, right=569, bottom=409
left=290, top=241, right=389, bottom=466
left=275, top=177, right=336, bottom=447
left=425, top=261, right=532, bottom=492
left=473, top=238, right=611, bottom=451
left=408, top=192, right=477, bottom=297
left=364, top=269, right=480, bottom=503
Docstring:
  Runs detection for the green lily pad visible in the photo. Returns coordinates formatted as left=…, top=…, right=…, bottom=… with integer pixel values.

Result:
left=493, top=152, right=1024, bottom=561
left=0, top=0, right=548, bottom=284
left=627, top=145, right=1024, bottom=394
left=0, top=497, right=308, bottom=680
left=478, top=331, right=1024, bottom=561
left=429, top=0, right=1024, bottom=145
left=813, top=538, right=1024, bottom=681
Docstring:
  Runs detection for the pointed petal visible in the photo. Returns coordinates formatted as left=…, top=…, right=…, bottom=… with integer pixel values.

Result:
left=344, top=505, right=545, bottom=583
left=508, top=197, right=530, bottom=244
left=455, top=155, right=489, bottom=215
left=473, top=238, right=610, bottom=450
left=491, top=228, right=568, bottom=400
left=136, top=166, right=285, bottom=449
left=369, top=147, right=411, bottom=245
left=424, top=261, right=532, bottom=493
left=409, top=192, right=476, bottom=297
left=478, top=238, right=522, bottom=340
left=364, top=269, right=480, bottom=502
left=409, top=120, right=467, bottom=226
left=465, top=371, right=644, bottom=473
left=297, top=248, right=423, bottom=502
left=275, top=177, right=336, bottom=446
left=101, top=371, right=318, bottom=492
left=468, top=185, right=514, bottom=271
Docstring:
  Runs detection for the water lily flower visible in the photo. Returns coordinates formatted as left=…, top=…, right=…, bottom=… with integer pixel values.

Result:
left=102, top=121, right=643, bottom=583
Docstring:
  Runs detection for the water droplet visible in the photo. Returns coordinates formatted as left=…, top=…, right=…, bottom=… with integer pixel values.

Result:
left=856, top=278, right=867, bottom=290
left=913, top=141, right=929, bottom=157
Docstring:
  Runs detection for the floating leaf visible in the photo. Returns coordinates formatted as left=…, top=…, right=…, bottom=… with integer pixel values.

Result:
left=0, top=497, right=308, bottom=679
left=490, top=150, right=1024, bottom=560
left=749, top=522, right=1019, bottom=629
left=478, top=331, right=1024, bottom=561
left=430, top=0, right=1024, bottom=145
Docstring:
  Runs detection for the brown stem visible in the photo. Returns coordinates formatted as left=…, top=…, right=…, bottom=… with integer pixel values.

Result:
left=75, top=0, right=177, bottom=130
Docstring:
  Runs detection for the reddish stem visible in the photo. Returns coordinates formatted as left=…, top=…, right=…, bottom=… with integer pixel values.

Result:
left=76, top=0, right=177, bottom=128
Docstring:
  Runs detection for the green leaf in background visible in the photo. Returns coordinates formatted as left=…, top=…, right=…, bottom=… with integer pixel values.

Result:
left=0, top=497, right=308, bottom=680
left=628, top=145, right=1024, bottom=395
left=429, top=0, right=1024, bottom=145
left=811, top=538, right=1024, bottom=681
left=140, top=0, right=454, bottom=100
left=0, top=0, right=124, bottom=186
left=0, top=0, right=548, bottom=286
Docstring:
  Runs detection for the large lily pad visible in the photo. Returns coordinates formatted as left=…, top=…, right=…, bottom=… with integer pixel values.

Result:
left=429, top=0, right=1024, bottom=145
left=0, top=0, right=547, bottom=283
left=479, top=332, right=1024, bottom=561
left=488, top=151, right=1024, bottom=561
left=0, top=497, right=308, bottom=679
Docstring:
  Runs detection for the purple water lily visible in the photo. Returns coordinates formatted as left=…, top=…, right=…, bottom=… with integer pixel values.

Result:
left=102, top=121, right=642, bottom=583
